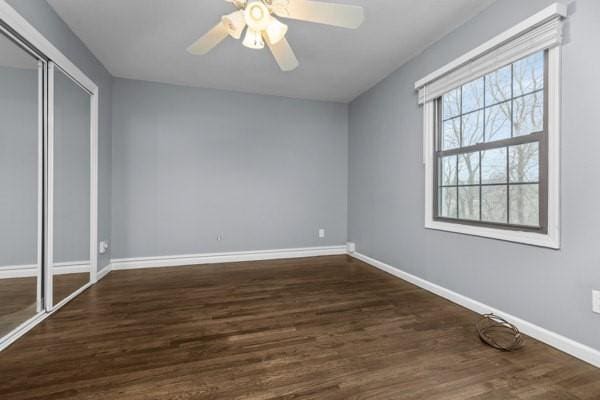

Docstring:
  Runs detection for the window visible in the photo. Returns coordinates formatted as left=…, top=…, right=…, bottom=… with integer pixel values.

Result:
left=434, top=51, right=548, bottom=232
left=416, top=4, right=564, bottom=248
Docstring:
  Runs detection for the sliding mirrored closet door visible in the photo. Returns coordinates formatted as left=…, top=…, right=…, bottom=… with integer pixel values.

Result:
left=0, top=7, right=97, bottom=351
left=0, top=30, right=44, bottom=337
left=47, top=64, right=91, bottom=309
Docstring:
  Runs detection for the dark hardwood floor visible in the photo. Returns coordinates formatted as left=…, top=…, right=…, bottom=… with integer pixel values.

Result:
left=52, top=272, right=90, bottom=306
left=0, top=277, right=36, bottom=337
left=0, top=255, right=598, bottom=399
left=0, top=273, right=90, bottom=338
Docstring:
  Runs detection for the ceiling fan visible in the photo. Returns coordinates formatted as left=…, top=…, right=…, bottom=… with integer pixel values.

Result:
left=186, top=0, right=364, bottom=72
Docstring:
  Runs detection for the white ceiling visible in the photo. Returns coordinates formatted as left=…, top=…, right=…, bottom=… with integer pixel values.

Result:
left=47, top=0, right=496, bottom=103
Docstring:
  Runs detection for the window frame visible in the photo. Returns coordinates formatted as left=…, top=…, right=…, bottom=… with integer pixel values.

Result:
left=422, top=46, right=560, bottom=249
left=432, top=50, right=549, bottom=234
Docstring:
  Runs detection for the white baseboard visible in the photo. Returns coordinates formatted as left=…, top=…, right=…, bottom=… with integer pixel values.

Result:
left=0, top=261, right=90, bottom=279
left=0, top=264, right=38, bottom=279
left=96, top=263, right=112, bottom=281
left=351, top=252, right=600, bottom=368
left=111, top=245, right=348, bottom=270
left=52, top=261, right=90, bottom=275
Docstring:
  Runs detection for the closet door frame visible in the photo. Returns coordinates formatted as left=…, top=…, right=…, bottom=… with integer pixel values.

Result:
left=45, top=61, right=95, bottom=311
left=37, top=59, right=45, bottom=314
left=0, top=20, right=47, bottom=350
left=0, top=0, right=99, bottom=351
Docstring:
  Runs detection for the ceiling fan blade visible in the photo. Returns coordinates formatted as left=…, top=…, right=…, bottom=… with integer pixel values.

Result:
left=187, top=22, right=229, bottom=55
left=264, top=34, right=299, bottom=72
left=225, top=0, right=246, bottom=8
left=273, top=0, right=364, bottom=29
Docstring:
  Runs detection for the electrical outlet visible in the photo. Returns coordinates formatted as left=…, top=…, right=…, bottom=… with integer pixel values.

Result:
left=98, top=240, right=109, bottom=254
left=347, top=242, right=356, bottom=253
left=216, top=234, right=224, bottom=241
left=318, top=229, right=325, bottom=238
left=593, top=290, right=600, bottom=314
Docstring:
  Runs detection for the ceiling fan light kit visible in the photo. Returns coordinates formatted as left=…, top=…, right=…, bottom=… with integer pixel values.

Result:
left=187, top=0, right=365, bottom=72
left=245, top=1, right=271, bottom=31
left=265, top=17, right=288, bottom=44
left=243, top=28, right=265, bottom=49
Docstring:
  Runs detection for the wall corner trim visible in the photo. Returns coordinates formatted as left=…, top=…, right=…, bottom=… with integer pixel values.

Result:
left=111, top=245, right=348, bottom=270
left=350, top=251, right=600, bottom=368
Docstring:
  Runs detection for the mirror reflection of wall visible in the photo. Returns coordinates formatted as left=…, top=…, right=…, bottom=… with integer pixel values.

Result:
left=0, top=33, right=42, bottom=337
left=51, top=67, right=91, bottom=307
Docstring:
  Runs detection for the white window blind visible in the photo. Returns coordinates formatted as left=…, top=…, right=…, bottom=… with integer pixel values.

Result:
left=416, top=10, right=565, bottom=105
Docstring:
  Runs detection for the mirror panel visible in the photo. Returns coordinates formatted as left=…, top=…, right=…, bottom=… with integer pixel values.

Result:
left=0, top=32, right=42, bottom=336
left=50, top=66, right=91, bottom=307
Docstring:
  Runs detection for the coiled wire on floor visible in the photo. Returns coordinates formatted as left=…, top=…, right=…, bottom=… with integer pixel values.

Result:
left=476, top=313, right=524, bottom=351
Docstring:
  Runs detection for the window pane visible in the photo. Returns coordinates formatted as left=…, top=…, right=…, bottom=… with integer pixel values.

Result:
left=442, top=118, right=461, bottom=150
left=434, top=51, right=547, bottom=230
left=509, top=184, right=539, bottom=226
left=509, top=143, right=539, bottom=183
left=440, top=155, right=457, bottom=186
left=485, top=102, right=511, bottom=142
left=485, top=65, right=512, bottom=106
left=513, top=91, right=543, bottom=136
left=458, top=152, right=480, bottom=185
left=458, top=186, right=480, bottom=221
left=481, top=148, right=507, bottom=184
left=482, top=185, right=508, bottom=223
left=440, top=187, right=457, bottom=219
left=442, top=88, right=461, bottom=120
left=513, top=51, right=544, bottom=97
left=462, top=78, right=484, bottom=113
left=462, top=110, right=483, bottom=146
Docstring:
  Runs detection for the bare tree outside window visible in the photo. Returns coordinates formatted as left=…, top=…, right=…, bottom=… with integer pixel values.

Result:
left=434, top=51, right=547, bottom=231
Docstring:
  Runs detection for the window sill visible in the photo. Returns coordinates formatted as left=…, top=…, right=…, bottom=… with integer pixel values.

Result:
left=425, top=219, right=560, bottom=249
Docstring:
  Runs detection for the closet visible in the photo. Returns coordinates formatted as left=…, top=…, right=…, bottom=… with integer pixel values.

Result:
left=0, top=14, right=97, bottom=350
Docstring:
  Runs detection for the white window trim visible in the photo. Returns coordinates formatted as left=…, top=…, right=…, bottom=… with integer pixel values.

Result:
left=418, top=4, right=565, bottom=249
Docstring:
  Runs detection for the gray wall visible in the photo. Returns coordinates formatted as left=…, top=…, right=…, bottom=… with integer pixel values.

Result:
left=0, top=67, right=38, bottom=266
left=111, top=78, right=348, bottom=259
left=8, top=0, right=113, bottom=270
left=349, top=0, right=600, bottom=351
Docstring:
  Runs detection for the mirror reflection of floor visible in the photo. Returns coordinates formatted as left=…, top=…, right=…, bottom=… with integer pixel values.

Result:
left=0, top=277, right=37, bottom=338
left=0, top=273, right=90, bottom=339
left=53, top=273, right=89, bottom=306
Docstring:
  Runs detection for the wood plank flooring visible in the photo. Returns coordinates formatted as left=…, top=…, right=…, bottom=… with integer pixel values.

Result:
left=0, top=277, right=36, bottom=337
left=52, top=272, right=91, bottom=306
left=0, top=255, right=598, bottom=399
left=0, top=273, right=90, bottom=337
